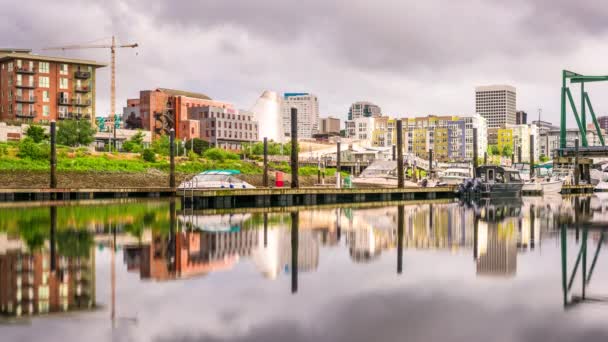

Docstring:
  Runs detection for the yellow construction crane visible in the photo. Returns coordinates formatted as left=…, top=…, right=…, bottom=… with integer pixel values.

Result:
left=43, top=36, right=138, bottom=117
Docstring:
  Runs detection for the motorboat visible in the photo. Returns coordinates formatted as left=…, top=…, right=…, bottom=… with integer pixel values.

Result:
left=178, top=170, right=255, bottom=190
left=522, top=178, right=563, bottom=194
left=460, top=165, right=524, bottom=198
left=438, top=163, right=472, bottom=185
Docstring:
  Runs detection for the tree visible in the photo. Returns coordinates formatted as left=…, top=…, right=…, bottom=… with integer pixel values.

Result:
left=501, top=144, right=513, bottom=157
left=539, top=154, right=550, bottom=163
left=56, top=120, right=96, bottom=147
left=151, top=135, right=171, bottom=156
left=122, top=130, right=145, bottom=153
left=125, top=112, right=143, bottom=129
left=57, top=230, right=94, bottom=258
left=185, top=138, right=210, bottom=155
left=489, top=145, right=500, bottom=156
left=25, top=124, right=47, bottom=143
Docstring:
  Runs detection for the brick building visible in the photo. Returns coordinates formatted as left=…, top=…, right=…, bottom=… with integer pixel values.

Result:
left=123, top=88, right=234, bottom=139
left=0, top=244, right=95, bottom=317
left=124, top=88, right=259, bottom=149
left=0, top=49, right=105, bottom=123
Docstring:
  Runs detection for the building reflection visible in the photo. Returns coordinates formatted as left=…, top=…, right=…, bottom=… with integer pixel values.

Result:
left=0, top=207, right=95, bottom=318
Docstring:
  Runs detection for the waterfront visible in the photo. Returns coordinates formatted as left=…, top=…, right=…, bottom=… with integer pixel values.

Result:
left=2, top=196, right=608, bottom=341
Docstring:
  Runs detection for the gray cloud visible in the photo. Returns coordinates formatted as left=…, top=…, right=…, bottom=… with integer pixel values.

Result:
left=3, top=0, right=608, bottom=124
left=154, top=288, right=608, bottom=342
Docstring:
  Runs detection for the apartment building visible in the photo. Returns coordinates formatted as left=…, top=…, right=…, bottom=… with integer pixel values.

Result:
left=184, top=106, right=259, bottom=150
left=0, top=49, right=105, bottom=123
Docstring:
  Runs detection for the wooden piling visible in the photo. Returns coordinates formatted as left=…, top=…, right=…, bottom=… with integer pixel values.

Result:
left=397, top=120, right=404, bottom=188
left=263, top=137, right=269, bottom=187
left=529, top=134, right=535, bottom=179
left=574, top=138, right=580, bottom=186
left=472, top=128, right=478, bottom=170
left=169, top=129, right=176, bottom=188
left=290, top=108, right=299, bottom=188
left=50, top=121, right=57, bottom=190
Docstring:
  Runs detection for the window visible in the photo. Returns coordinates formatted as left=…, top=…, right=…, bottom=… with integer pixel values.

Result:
left=59, top=78, right=68, bottom=89
left=42, top=91, right=49, bottom=102
left=43, top=105, right=50, bottom=117
left=16, top=59, right=22, bottom=68
left=39, top=76, right=50, bottom=88
left=39, top=62, right=49, bottom=73
left=60, top=64, right=68, bottom=75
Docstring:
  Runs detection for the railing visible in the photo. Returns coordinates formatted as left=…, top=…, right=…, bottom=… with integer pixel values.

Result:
left=16, top=66, right=35, bottom=74
left=15, top=110, right=37, bottom=118
left=58, top=97, right=70, bottom=105
left=74, top=84, right=91, bottom=92
left=16, top=95, right=36, bottom=103
left=72, top=98, right=92, bottom=106
left=15, top=81, right=35, bottom=88
left=74, top=71, right=91, bottom=79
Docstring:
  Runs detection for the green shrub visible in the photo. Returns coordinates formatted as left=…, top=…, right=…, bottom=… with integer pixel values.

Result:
left=141, top=148, right=156, bottom=162
left=25, top=124, right=47, bottom=143
left=56, top=120, right=96, bottom=147
left=0, top=144, right=8, bottom=156
left=17, top=138, right=49, bottom=160
left=203, top=148, right=239, bottom=161
left=152, top=135, right=171, bottom=156
left=188, top=150, right=198, bottom=161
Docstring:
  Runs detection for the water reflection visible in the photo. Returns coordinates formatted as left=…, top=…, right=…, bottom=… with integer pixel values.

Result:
left=1, top=195, right=608, bottom=337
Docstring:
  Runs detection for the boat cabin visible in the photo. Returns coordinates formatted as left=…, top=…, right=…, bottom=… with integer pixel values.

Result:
left=475, top=166, right=522, bottom=184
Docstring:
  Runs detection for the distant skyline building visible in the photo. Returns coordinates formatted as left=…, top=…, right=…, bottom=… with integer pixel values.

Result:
left=516, top=110, right=527, bottom=125
left=475, top=85, right=517, bottom=129
left=281, top=93, right=319, bottom=139
left=597, top=115, right=608, bottom=132
left=251, top=90, right=283, bottom=142
left=318, top=116, right=341, bottom=135
left=348, top=101, right=382, bottom=120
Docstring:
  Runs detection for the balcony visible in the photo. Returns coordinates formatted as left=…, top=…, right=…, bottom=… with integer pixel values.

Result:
left=74, top=71, right=91, bottom=79
left=16, top=95, right=36, bottom=103
left=15, top=81, right=35, bottom=89
left=16, top=66, right=35, bottom=74
left=15, top=110, right=37, bottom=118
left=72, top=98, right=92, bottom=107
left=74, top=84, right=91, bottom=93
left=58, top=97, right=71, bottom=105
left=61, top=112, right=90, bottom=120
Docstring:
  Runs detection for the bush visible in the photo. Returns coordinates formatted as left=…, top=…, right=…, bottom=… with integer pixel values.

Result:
left=203, top=148, right=239, bottom=161
left=188, top=150, right=198, bottom=161
left=0, top=144, right=8, bottom=157
left=25, top=124, right=47, bottom=143
left=141, top=148, right=156, bottom=162
left=151, top=135, right=171, bottom=156
left=186, top=138, right=210, bottom=155
left=123, top=131, right=145, bottom=153
left=17, top=138, right=49, bottom=160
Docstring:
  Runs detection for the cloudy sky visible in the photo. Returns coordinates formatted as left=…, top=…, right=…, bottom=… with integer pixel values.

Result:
left=3, top=0, right=608, bottom=125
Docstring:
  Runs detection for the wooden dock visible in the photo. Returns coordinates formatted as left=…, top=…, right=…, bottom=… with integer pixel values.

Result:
left=182, top=186, right=458, bottom=209
left=0, top=187, right=174, bottom=201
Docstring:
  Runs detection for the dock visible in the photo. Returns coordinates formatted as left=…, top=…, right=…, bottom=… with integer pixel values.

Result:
left=0, top=187, right=174, bottom=201
left=181, top=186, right=458, bottom=209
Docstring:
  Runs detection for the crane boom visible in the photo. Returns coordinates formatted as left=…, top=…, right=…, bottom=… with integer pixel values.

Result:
left=42, top=35, right=138, bottom=119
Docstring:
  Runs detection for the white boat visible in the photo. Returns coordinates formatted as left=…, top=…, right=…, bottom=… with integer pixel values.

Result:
left=178, top=170, right=255, bottom=190
left=522, top=178, right=563, bottom=194
left=439, top=167, right=471, bottom=185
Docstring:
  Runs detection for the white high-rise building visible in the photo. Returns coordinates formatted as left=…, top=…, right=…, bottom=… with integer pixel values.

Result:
left=464, top=114, right=488, bottom=161
left=281, top=93, right=319, bottom=139
left=475, top=85, right=517, bottom=129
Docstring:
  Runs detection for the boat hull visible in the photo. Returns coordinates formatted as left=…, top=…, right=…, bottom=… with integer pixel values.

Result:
left=439, top=176, right=467, bottom=185
left=541, top=180, right=563, bottom=194
left=480, top=183, right=524, bottom=198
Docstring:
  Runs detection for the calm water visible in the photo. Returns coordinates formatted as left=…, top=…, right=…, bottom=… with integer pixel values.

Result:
left=2, top=196, right=608, bottom=342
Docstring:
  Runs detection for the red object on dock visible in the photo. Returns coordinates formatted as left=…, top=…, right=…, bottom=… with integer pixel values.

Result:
left=276, top=172, right=284, bottom=187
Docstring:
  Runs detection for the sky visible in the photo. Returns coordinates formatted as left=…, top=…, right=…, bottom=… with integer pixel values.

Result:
left=3, top=0, right=608, bottom=126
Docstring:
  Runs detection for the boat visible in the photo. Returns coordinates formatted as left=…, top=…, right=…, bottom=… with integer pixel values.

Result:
left=460, top=165, right=524, bottom=198
left=178, top=170, right=255, bottom=190
left=438, top=163, right=472, bottom=185
left=522, top=178, right=563, bottom=194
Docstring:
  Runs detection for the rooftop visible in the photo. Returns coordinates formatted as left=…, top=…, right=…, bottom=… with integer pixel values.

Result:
left=0, top=51, right=106, bottom=67
left=156, top=88, right=212, bottom=100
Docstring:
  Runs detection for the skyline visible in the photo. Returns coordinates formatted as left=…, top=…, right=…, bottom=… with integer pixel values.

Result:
left=3, top=1, right=608, bottom=126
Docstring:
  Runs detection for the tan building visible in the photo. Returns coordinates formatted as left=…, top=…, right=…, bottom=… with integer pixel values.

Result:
left=475, top=85, right=516, bottom=129
left=318, top=116, right=340, bottom=135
